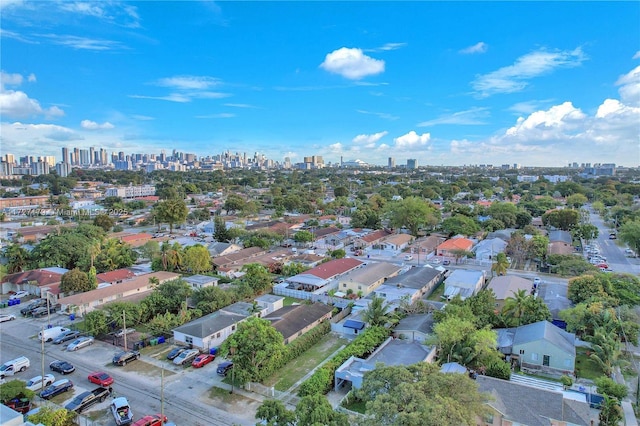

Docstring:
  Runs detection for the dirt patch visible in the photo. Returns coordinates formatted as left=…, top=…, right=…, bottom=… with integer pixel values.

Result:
left=205, top=386, right=261, bottom=416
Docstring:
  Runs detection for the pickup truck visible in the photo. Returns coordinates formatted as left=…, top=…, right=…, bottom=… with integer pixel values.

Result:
left=112, top=350, right=141, bottom=366
left=111, top=396, right=134, bottom=425
left=65, top=386, right=112, bottom=413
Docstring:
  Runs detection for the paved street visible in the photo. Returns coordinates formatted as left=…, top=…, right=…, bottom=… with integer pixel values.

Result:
left=0, top=305, right=255, bottom=426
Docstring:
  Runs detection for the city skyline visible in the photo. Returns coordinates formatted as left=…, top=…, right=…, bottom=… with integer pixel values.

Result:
left=1, top=2, right=639, bottom=167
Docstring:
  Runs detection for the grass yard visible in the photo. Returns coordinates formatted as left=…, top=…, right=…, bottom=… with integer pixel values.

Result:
left=575, top=348, right=605, bottom=380
left=264, top=333, right=348, bottom=392
left=282, top=296, right=303, bottom=306
left=427, top=282, right=445, bottom=301
left=341, top=395, right=367, bottom=414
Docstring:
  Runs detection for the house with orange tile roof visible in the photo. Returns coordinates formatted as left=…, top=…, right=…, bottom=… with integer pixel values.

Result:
left=120, top=233, right=153, bottom=247
left=436, top=237, right=474, bottom=257
left=1, top=267, right=68, bottom=297
left=96, top=269, right=136, bottom=285
left=354, top=229, right=392, bottom=249
left=284, top=258, right=364, bottom=292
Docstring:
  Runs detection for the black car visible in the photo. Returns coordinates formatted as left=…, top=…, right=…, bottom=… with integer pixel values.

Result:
left=166, top=347, right=186, bottom=360
left=53, top=330, right=80, bottom=344
left=20, top=299, right=47, bottom=316
left=50, top=360, right=76, bottom=374
left=31, top=306, right=57, bottom=318
left=112, top=350, right=140, bottom=366
left=40, top=379, right=74, bottom=399
left=216, top=361, right=233, bottom=376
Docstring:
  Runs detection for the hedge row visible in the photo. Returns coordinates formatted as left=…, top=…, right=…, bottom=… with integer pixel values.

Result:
left=298, top=326, right=389, bottom=396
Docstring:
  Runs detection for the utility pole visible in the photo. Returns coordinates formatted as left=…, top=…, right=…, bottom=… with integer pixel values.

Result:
left=123, top=310, right=127, bottom=350
left=161, top=368, right=164, bottom=420
left=41, top=325, right=45, bottom=391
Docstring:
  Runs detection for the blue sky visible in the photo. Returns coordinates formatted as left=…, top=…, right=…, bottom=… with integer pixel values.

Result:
left=1, top=1, right=639, bottom=167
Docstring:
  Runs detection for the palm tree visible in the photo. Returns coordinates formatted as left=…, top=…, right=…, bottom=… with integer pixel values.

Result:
left=5, top=244, right=29, bottom=274
left=586, top=327, right=620, bottom=377
left=491, top=253, right=509, bottom=277
left=362, top=295, right=398, bottom=327
left=501, top=289, right=529, bottom=327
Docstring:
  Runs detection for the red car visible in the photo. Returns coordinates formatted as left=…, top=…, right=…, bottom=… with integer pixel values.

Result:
left=192, top=353, right=215, bottom=368
left=132, top=414, right=167, bottom=426
left=88, top=372, right=114, bottom=387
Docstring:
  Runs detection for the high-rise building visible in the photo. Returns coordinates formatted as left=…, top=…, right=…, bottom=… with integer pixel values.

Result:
left=62, top=147, right=69, bottom=164
left=4, top=154, right=15, bottom=164
left=31, top=159, right=49, bottom=176
left=388, top=157, right=395, bottom=168
left=73, top=147, right=80, bottom=165
left=89, top=147, right=95, bottom=165
left=407, top=159, right=417, bottom=169
left=79, top=149, right=90, bottom=165
left=56, top=162, right=72, bottom=177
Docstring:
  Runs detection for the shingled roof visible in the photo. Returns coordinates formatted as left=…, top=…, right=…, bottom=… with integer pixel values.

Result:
left=264, top=303, right=333, bottom=342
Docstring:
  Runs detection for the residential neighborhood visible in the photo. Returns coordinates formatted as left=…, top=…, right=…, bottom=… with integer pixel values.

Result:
left=1, top=164, right=639, bottom=426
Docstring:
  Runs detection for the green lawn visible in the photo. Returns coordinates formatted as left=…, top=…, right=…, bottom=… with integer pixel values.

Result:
left=263, top=333, right=348, bottom=392
left=427, top=282, right=445, bottom=301
left=282, top=296, right=303, bottom=306
left=341, top=397, right=367, bottom=414
left=575, top=348, right=605, bottom=380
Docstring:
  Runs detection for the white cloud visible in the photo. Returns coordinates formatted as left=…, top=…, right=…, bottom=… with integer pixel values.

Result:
left=1, top=122, right=81, bottom=145
left=224, top=103, right=258, bottom=109
left=616, top=65, right=640, bottom=106
left=80, top=119, right=114, bottom=130
left=418, top=107, right=489, bottom=127
left=27, top=73, right=36, bottom=82
left=131, top=114, right=155, bottom=121
left=0, top=90, right=64, bottom=118
left=356, top=109, right=399, bottom=120
left=472, top=47, right=586, bottom=97
left=507, top=100, right=554, bottom=115
left=394, top=131, right=431, bottom=148
left=328, top=142, right=343, bottom=152
left=129, top=93, right=191, bottom=103
left=156, top=76, right=221, bottom=90
left=633, top=51, right=640, bottom=60
left=505, top=102, right=586, bottom=138
left=352, top=131, right=388, bottom=145
left=39, top=34, right=125, bottom=50
left=0, top=71, right=24, bottom=89
left=367, top=42, right=407, bottom=52
left=460, top=42, right=488, bottom=54
left=57, top=1, right=140, bottom=28
left=320, top=47, right=385, bottom=80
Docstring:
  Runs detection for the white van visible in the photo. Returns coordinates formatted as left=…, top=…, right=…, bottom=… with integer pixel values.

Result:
left=39, top=326, right=70, bottom=342
left=0, top=356, right=30, bottom=378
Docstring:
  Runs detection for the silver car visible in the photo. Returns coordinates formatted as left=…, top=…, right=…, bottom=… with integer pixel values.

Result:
left=67, top=336, right=94, bottom=351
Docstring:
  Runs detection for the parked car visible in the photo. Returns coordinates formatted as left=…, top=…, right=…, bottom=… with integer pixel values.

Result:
left=0, top=356, right=30, bottom=379
left=112, top=350, right=141, bottom=366
left=65, top=387, right=111, bottom=413
left=25, top=374, right=55, bottom=391
left=533, top=277, right=542, bottom=286
left=111, top=396, right=134, bottom=426
left=192, top=353, right=215, bottom=368
left=20, top=299, right=47, bottom=316
left=39, top=326, right=70, bottom=342
left=0, top=314, right=16, bottom=323
left=404, top=254, right=413, bottom=261
left=31, top=306, right=57, bottom=318
left=67, top=336, right=94, bottom=351
left=39, top=378, right=73, bottom=399
left=166, top=347, right=186, bottom=360
left=442, top=260, right=451, bottom=266
left=216, top=361, right=234, bottom=376
left=53, top=330, right=81, bottom=345
left=115, top=328, right=136, bottom=337
left=132, top=414, right=167, bottom=426
left=173, top=349, right=199, bottom=366
left=88, top=371, right=114, bottom=387
left=49, top=360, right=75, bottom=375
left=9, top=291, right=29, bottom=300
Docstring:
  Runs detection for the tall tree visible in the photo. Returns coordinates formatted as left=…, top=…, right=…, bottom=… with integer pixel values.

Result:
left=183, top=245, right=212, bottom=274
left=4, top=244, right=29, bottom=274
left=255, top=400, right=296, bottom=426
left=93, top=213, right=115, bottom=232
left=619, top=219, right=640, bottom=255
left=362, top=294, right=398, bottom=327
left=154, top=199, right=188, bottom=233
left=219, top=316, right=286, bottom=384
left=60, top=268, right=94, bottom=294
left=491, top=252, right=509, bottom=276
left=213, top=215, right=231, bottom=242
left=384, top=196, right=440, bottom=236
left=295, top=394, right=348, bottom=426
left=357, top=363, right=489, bottom=426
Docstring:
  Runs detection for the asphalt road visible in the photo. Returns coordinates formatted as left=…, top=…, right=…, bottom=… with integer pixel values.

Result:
left=0, top=305, right=254, bottom=426
left=587, top=209, right=640, bottom=276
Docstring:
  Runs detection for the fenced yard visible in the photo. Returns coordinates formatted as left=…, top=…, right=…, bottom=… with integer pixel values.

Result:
left=263, top=333, right=348, bottom=392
